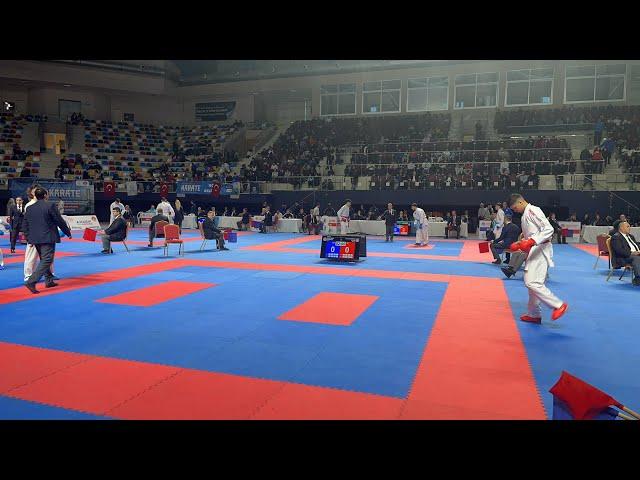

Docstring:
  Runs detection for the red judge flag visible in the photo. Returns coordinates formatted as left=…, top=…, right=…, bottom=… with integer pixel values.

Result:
left=478, top=241, right=490, bottom=253
left=160, top=182, right=169, bottom=197
left=83, top=228, right=97, bottom=242
left=103, top=181, right=115, bottom=198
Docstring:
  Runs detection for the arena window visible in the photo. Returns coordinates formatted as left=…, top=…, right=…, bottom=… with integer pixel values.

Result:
left=362, top=80, right=401, bottom=114
left=564, top=64, right=626, bottom=104
left=321, top=84, right=356, bottom=116
left=406, top=76, right=449, bottom=112
left=505, top=68, right=554, bottom=107
left=454, top=72, right=498, bottom=109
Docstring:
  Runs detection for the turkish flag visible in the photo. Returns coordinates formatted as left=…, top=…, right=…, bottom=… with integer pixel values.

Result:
left=104, top=181, right=115, bottom=198
left=211, top=182, right=220, bottom=198
left=160, top=182, right=169, bottom=197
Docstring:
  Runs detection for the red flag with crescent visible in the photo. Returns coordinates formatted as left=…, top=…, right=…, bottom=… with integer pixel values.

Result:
left=160, top=182, right=169, bottom=197
left=211, top=182, right=220, bottom=198
left=103, top=181, right=115, bottom=198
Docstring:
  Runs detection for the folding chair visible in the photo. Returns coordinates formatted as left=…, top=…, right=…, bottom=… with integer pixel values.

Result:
left=593, top=234, right=610, bottom=269
left=163, top=224, right=183, bottom=256
left=198, top=221, right=209, bottom=251
left=606, top=237, right=635, bottom=282
left=112, top=223, right=130, bottom=253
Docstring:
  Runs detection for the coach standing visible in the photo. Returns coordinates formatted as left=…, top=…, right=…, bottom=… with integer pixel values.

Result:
left=22, top=187, right=72, bottom=294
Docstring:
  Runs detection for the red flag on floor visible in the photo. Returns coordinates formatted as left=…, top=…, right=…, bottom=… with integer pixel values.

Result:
left=103, top=181, right=115, bottom=198
left=549, top=371, right=623, bottom=420
left=478, top=241, right=490, bottom=253
left=83, top=228, right=97, bottom=242
left=211, top=182, right=220, bottom=198
left=160, top=182, right=169, bottom=197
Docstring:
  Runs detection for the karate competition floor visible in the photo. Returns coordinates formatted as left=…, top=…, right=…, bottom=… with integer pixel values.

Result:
left=0, top=228, right=638, bottom=420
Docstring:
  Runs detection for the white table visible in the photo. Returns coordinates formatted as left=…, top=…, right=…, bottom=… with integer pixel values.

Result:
left=217, top=215, right=302, bottom=233
left=182, top=214, right=197, bottom=229
left=428, top=221, right=469, bottom=238
left=582, top=225, right=640, bottom=243
left=217, top=216, right=242, bottom=229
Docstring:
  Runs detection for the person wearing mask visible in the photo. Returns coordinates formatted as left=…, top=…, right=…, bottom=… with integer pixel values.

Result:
left=379, top=203, right=397, bottom=242
left=610, top=221, right=640, bottom=286
left=148, top=208, right=169, bottom=247
left=411, top=203, right=429, bottom=247
left=109, top=198, right=125, bottom=225
left=22, top=187, right=72, bottom=294
left=174, top=199, right=185, bottom=232
left=489, top=213, right=521, bottom=264
left=8, top=196, right=25, bottom=253
left=202, top=210, right=229, bottom=251
left=100, top=206, right=127, bottom=254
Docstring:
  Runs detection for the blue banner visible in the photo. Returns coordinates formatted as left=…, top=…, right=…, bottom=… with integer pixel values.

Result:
left=195, top=101, right=236, bottom=122
left=10, top=179, right=94, bottom=215
left=177, top=181, right=236, bottom=196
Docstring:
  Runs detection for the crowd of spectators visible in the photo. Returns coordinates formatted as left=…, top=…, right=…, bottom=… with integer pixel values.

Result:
left=494, top=105, right=619, bottom=132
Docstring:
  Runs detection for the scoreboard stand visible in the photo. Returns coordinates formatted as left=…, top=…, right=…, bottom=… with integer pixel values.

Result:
left=320, top=235, right=367, bottom=262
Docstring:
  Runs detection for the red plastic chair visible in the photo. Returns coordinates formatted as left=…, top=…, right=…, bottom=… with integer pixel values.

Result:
left=154, top=220, right=168, bottom=239
left=593, top=234, right=610, bottom=269
left=163, top=224, right=183, bottom=256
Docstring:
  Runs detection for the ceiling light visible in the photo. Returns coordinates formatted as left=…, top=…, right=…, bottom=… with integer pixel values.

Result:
left=64, top=84, right=72, bottom=87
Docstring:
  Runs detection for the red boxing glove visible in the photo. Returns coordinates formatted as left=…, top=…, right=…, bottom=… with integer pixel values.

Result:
left=508, top=238, right=536, bottom=252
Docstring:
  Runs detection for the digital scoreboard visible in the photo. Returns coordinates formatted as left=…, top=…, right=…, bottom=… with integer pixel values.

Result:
left=393, top=223, right=410, bottom=235
left=320, top=235, right=367, bottom=262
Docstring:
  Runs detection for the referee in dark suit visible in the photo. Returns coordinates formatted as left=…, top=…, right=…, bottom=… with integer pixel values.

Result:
left=22, top=187, right=72, bottom=294
left=379, top=203, right=397, bottom=242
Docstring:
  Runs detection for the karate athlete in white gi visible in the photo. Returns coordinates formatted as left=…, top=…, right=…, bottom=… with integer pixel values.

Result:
left=507, top=193, right=568, bottom=323
left=23, top=186, right=57, bottom=282
left=493, top=203, right=505, bottom=239
left=337, top=199, right=352, bottom=235
left=411, top=203, right=429, bottom=246
left=157, top=197, right=175, bottom=223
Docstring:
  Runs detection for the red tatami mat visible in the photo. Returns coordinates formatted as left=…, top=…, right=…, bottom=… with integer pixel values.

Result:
left=96, top=280, right=215, bottom=307
left=278, top=292, right=378, bottom=326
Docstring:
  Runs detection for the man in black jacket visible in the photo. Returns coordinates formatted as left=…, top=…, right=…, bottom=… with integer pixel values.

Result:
left=611, top=221, right=640, bottom=286
left=101, top=207, right=127, bottom=254
left=8, top=196, right=26, bottom=253
left=445, top=210, right=462, bottom=239
left=202, top=210, right=229, bottom=250
left=490, top=213, right=521, bottom=264
left=148, top=208, right=169, bottom=247
left=22, top=187, right=72, bottom=294
left=379, top=203, right=397, bottom=242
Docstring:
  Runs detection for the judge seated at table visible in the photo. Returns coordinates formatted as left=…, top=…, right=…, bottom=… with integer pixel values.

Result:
left=202, top=210, right=229, bottom=250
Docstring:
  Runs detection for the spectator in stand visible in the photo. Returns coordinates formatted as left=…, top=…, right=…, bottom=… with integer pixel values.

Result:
left=601, top=137, right=616, bottom=165
left=592, top=147, right=604, bottom=174
left=594, top=118, right=605, bottom=145
left=528, top=169, right=540, bottom=189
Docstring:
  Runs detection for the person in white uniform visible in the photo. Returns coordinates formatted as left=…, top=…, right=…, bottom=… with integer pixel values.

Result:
left=507, top=193, right=568, bottom=323
left=157, top=197, right=175, bottom=223
left=109, top=198, right=125, bottom=225
left=493, top=203, right=505, bottom=240
left=411, top=203, right=429, bottom=246
left=23, top=186, right=57, bottom=282
left=337, top=199, right=352, bottom=235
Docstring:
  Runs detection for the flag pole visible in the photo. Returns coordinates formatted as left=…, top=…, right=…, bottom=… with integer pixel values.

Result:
left=617, top=411, right=636, bottom=421
left=621, top=406, right=640, bottom=419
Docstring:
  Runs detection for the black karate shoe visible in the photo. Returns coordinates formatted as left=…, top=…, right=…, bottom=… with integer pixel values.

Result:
left=501, top=266, right=515, bottom=279
left=24, top=283, right=40, bottom=294
left=221, top=247, right=230, bottom=251
left=45, top=282, right=59, bottom=288
left=10, top=249, right=15, bottom=253
left=492, top=259, right=502, bottom=265
left=101, top=250, right=110, bottom=254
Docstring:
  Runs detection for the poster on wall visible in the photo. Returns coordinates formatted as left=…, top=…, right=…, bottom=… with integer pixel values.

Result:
left=195, top=101, right=236, bottom=122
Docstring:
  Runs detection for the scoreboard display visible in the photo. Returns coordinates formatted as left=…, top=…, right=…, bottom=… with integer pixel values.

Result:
left=393, top=223, right=410, bottom=235
left=320, top=235, right=367, bottom=262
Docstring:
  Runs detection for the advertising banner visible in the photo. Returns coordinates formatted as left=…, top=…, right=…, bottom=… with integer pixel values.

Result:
left=195, top=101, right=236, bottom=122
left=10, top=179, right=94, bottom=214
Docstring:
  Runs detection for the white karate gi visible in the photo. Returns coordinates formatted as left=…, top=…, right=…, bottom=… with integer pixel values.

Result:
left=493, top=207, right=505, bottom=239
left=23, top=198, right=56, bottom=281
left=413, top=207, right=429, bottom=245
left=157, top=200, right=175, bottom=223
left=337, top=203, right=350, bottom=235
left=521, top=203, right=563, bottom=317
